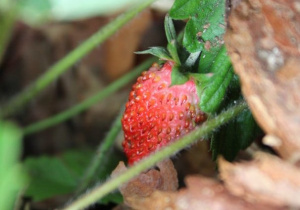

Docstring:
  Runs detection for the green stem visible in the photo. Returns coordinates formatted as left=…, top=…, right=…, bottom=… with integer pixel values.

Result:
left=0, top=0, right=157, bottom=118
left=61, top=101, right=247, bottom=210
left=23, top=58, right=156, bottom=135
left=75, top=109, right=123, bottom=195
left=0, top=1, right=18, bottom=64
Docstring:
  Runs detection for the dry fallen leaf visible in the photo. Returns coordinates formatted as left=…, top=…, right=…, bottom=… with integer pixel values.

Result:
left=219, top=153, right=300, bottom=208
left=128, top=175, right=278, bottom=210
left=111, top=159, right=178, bottom=208
left=225, top=0, right=300, bottom=160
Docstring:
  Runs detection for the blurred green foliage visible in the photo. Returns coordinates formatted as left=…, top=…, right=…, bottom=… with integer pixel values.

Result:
left=0, top=121, right=28, bottom=210
left=17, top=0, right=139, bottom=25
left=24, top=149, right=123, bottom=203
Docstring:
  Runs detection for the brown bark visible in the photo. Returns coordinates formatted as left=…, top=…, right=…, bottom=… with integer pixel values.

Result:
left=219, top=153, right=300, bottom=208
left=225, top=0, right=300, bottom=160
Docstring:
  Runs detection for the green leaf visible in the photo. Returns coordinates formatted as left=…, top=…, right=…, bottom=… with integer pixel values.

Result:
left=24, top=149, right=122, bottom=203
left=209, top=75, right=262, bottom=161
left=0, top=121, right=28, bottom=210
left=236, top=109, right=262, bottom=149
left=170, top=65, right=189, bottom=86
left=199, top=45, right=223, bottom=73
left=60, top=150, right=96, bottom=180
left=199, top=46, right=233, bottom=113
left=209, top=45, right=232, bottom=74
left=169, top=0, right=200, bottom=19
left=170, top=0, right=226, bottom=53
left=211, top=108, right=262, bottom=161
left=25, top=156, right=78, bottom=201
left=135, top=47, right=172, bottom=60
left=200, top=67, right=233, bottom=113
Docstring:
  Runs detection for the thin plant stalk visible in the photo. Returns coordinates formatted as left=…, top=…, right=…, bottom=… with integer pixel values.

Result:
left=23, top=57, right=156, bottom=135
left=61, top=101, right=247, bottom=210
left=75, top=109, right=123, bottom=194
left=0, top=0, right=157, bottom=118
left=0, top=1, right=19, bottom=63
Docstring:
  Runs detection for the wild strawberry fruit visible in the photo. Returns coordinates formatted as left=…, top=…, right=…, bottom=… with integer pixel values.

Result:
left=121, top=61, right=207, bottom=165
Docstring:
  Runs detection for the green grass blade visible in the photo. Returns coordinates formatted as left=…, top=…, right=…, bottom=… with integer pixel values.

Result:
left=0, top=1, right=18, bottom=64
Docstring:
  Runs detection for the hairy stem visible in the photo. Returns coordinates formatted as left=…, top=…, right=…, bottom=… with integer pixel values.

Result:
left=62, top=101, right=247, bottom=210
left=23, top=58, right=156, bottom=135
left=0, top=0, right=156, bottom=118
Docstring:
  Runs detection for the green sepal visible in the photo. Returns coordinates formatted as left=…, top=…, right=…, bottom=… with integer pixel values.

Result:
left=164, top=14, right=177, bottom=43
left=189, top=73, right=212, bottom=107
left=189, top=72, right=212, bottom=85
left=135, top=47, right=172, bottom=61
left=164, top=14, right=181, bottom=64
left=167, top=41, right=181, bottom=65
left=184, top=51, right=201, bottom=70
left=170, top=65, right=189, bottom=86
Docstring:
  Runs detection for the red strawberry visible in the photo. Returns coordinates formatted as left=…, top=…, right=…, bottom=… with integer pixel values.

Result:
left=121, top=61, right=207, bottom=165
